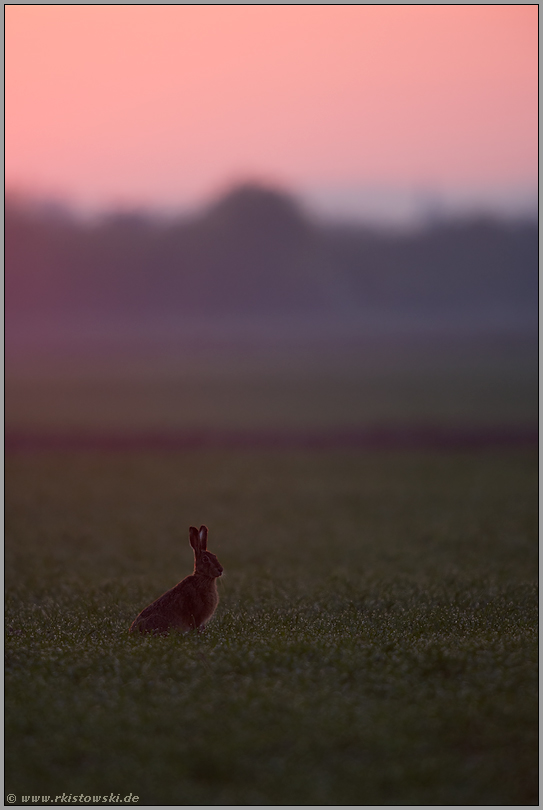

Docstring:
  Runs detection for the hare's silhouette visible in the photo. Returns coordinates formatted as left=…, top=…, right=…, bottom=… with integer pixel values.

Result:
left=129, top=525, right=223, bottom=634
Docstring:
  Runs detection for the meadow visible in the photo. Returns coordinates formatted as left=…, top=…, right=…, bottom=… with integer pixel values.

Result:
left=5, top=334, right=538, bottom=435
left=5, top=447, right=538, bottom=805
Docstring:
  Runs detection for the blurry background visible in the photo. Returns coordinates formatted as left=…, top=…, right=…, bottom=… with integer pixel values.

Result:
left=5, top=5, right=538, bottom=444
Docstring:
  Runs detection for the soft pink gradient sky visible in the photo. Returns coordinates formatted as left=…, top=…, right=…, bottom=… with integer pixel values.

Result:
left=5, top=5, right=538, bottom=213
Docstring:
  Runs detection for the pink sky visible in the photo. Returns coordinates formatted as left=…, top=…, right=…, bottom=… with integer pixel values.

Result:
left=5, top=5, right=538, bottom=213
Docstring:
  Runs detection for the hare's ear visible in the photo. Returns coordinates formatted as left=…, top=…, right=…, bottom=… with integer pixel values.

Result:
left=189, top=526, right=200, bottom=551
left=198, top=525, right=208, bottom=550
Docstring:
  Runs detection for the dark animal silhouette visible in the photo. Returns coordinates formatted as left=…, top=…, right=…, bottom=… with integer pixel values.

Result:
left=129, top=525, right=223, bottom=634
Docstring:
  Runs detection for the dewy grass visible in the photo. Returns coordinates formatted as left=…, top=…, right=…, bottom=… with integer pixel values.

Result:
left=5, top=449, right=538, bottom=805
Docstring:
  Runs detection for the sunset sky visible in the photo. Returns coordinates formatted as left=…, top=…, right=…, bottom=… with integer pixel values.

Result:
left=5, top=5, right=538, bottom=220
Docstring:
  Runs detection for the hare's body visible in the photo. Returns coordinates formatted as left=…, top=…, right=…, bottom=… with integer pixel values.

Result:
left=130, top=526, right=223, bottom=635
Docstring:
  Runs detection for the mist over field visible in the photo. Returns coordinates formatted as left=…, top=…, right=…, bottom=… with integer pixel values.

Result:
left=5, top=183, right=538, bottom=442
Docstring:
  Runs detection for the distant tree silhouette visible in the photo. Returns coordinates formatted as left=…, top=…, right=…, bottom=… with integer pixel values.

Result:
left=5, top=183, right=538, bottom=338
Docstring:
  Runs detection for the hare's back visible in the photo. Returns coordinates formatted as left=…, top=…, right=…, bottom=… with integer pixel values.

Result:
left=137, top=576, right=189, bottom=614
left=129, top=576, right=190, bottom=627
left=130, top=574, right=218, bottom=633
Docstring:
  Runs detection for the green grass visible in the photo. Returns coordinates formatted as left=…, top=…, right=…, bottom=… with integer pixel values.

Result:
left=5, top=449, right=538, bottom=805
left=6, top=338, right=538, bottom=432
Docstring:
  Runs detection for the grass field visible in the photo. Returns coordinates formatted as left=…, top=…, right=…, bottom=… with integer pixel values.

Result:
left=5, top=448, right=538, bottom=805
left=6, top=336, right=538, bottom=433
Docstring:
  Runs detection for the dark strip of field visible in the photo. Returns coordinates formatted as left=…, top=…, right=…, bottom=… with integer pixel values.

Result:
left=5, top=425, right=538, bottom=452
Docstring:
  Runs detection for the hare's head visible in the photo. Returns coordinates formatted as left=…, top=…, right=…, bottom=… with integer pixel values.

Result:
left=189, top=525, right=223, bottom=578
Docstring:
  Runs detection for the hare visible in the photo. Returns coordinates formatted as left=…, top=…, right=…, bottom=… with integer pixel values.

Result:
left=129, top=525, right=223, bottom=635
